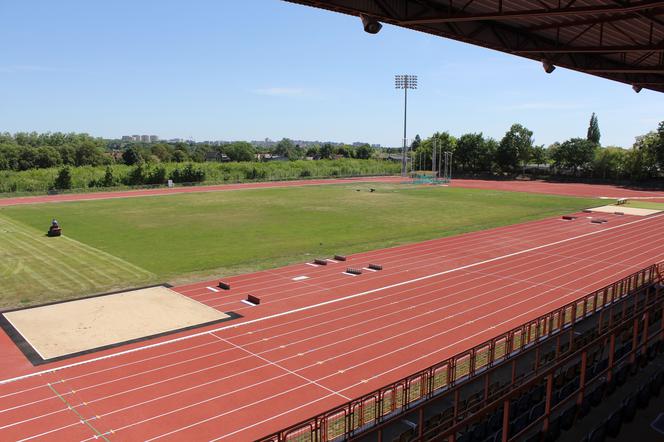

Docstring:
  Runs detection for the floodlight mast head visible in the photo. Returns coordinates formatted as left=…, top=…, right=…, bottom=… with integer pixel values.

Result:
left=394, top=74, right=418, bottom=89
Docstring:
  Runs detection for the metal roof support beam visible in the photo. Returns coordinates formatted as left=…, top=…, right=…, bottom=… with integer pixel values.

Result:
left=584, top=66, right=664, bottom=73
left=515, top=44, right=664, bottom=53
left=400, top=0, right=664, bottom=25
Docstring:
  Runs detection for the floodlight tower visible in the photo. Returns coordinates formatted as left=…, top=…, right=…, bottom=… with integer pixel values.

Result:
left=395, top=74, right=417, bottom=176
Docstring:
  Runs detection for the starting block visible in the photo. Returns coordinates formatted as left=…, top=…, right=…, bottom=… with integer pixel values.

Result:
left=247, top=295, right=260, bottom=305
left=334, top=255, right=347, bottom=262
left=590, top=218, right=607, bottom=224
left=562, top=215, right=577, bottom=220
left=218, top=281, right=231, bottom=290
left=314, top=259, right=327, bottom=266
left=582, top=209, right=593, bottom=213
left=368, top=263, right=383, bottom=271
left=346, top=268, right=363, bottom=275
left=614, top=211, right=625, bottom=216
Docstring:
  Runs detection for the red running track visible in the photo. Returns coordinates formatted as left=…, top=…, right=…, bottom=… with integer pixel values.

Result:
left=452, top=179, right=664, bottom=199
left=1, top=176, right=663, bottom=208
left=0, top=177, right=403, bottom=207
left=1, top=211, right=664, bottom=441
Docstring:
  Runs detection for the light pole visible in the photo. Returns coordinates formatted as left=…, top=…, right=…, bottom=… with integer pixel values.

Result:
left=395, top=74, right=417, bottom=177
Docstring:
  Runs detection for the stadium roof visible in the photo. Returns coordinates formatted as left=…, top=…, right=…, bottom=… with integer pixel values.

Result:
left=286, top=0, right=664, bottom=93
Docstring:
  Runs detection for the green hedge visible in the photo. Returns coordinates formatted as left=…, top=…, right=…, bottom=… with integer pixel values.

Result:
left=0, top=159, right=400, bottom=195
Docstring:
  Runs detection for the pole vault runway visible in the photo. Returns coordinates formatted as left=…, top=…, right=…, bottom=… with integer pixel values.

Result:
left=1, top=212, right=664, bottom=441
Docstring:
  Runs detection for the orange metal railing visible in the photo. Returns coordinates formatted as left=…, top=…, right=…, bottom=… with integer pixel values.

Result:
left=259, top=262, right=662, bottom=442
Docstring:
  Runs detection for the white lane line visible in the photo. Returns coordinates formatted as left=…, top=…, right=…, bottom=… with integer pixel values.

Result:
left=305, top=263, right=319, bottom=267
left=292, top=276, right=309, bottom=281
left=12, top=236, right=664, bottom=439
left=143, top=250, right=645, bottom=442
left=326, top=259, right=339, bottom=263
left=210, top=333, right=349, bottom=400
left=341, top=272, right=358, bottom=277
left=0, top=213, right=591, bottom=402
left=1, top=212, right=661, bottom=387
left=240, top=300, right=257, bottom=307
left=206, top=287, right=220, bottom=293
left=363, top=268, right=378, bottom=272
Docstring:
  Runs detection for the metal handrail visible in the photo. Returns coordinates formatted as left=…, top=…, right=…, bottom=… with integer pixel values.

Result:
left=259, top=262, right=662, bottom=442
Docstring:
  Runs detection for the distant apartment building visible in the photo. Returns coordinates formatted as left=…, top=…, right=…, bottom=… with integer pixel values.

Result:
left=121, top=134, right=160, bottom=143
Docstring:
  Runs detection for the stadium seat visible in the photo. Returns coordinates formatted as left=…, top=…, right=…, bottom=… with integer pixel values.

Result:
left=530, top=384, right=545, bottom=404
left=615, top=366, right=628, bottom=386
left=578, top=396, right=591, bottom=419
left=524, top=431, right=542, bottom=442
left=545, top=416, right=561, bottom=442
left=456, top=431, right=471, bottom=442
left=652, top=371, right=664, bottom=396
left=488, top=409, right=503, bottom=432
left=636, top=385, right=651, bottom=408
left=398, top=428, right=415, bottom=442
left=471, top=421, right=488, bottom=440
left=588, top=423, right=607, bottom=442
left=512, top=413, right=529, bottom=435
left=529, top=401, right=545, bottom=421
left=606, top=411, right=622, bottom=437
left=589, top=383, right=605, bottom=406
left=621, top=395, right=637, bottom=422
left=560, top=405, right=577, bottom=430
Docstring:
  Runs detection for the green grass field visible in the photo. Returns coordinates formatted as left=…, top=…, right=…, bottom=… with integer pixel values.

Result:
left=0, top=184, right=601, bottom=308
left=624, top=200, right=664, bottom=210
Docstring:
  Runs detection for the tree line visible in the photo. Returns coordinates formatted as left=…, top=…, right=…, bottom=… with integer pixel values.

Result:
left=0, top=131, right=376, bottom=173
left=412, top=115, right=664, bottom=181
left=2, top=116, right=663, bottom=182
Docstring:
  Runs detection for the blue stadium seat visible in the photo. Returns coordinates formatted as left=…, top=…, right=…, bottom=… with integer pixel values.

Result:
left=621, top=394, right=637, bottom=422
left=545, top=416, right=561, bottom=442
left=588, top=421, right=607, bottom=442
left=606, top=411, right=622, bottom=437
left=637, top=385, right=651, bottom=408
left=560, top=405, right=577, bottom=430
left=529, top=401, right=546, bottom=421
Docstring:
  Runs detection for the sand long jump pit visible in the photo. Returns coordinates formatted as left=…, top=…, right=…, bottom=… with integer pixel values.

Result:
left=590, top=205, right=662, bottom=216
left=0, top=285, right=239, bottom=365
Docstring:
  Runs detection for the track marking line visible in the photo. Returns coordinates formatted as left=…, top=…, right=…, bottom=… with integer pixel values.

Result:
left=20, top=235, right=664, bottom=442
left=0, top=223, right=656, bottom=424
left=206, top=287, right=220, bottom=293
left=210, top=333, right=349, bottom=400
left=240, top=300, right=257, bottom=307
left=305, top=263, right=319, bottom=267
left=1, top=212, right=661, bottom=387
left=292, top=276, right=309, bottom=281
left=46, top=383, right=109, bottom=442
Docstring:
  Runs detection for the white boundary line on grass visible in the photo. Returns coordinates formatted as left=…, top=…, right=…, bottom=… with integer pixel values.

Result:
left=1, top=212, right=662, bottom=386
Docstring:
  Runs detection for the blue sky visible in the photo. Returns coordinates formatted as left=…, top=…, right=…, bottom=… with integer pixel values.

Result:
left=1, top=0, right=662, bottom=147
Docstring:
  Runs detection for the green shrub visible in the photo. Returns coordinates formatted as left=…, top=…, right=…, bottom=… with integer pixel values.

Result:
left=53, top=167, right=72, bottom=189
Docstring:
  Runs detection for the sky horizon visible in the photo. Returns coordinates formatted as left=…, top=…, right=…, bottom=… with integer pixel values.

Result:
left=1, top=0, right=662, bottom=148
